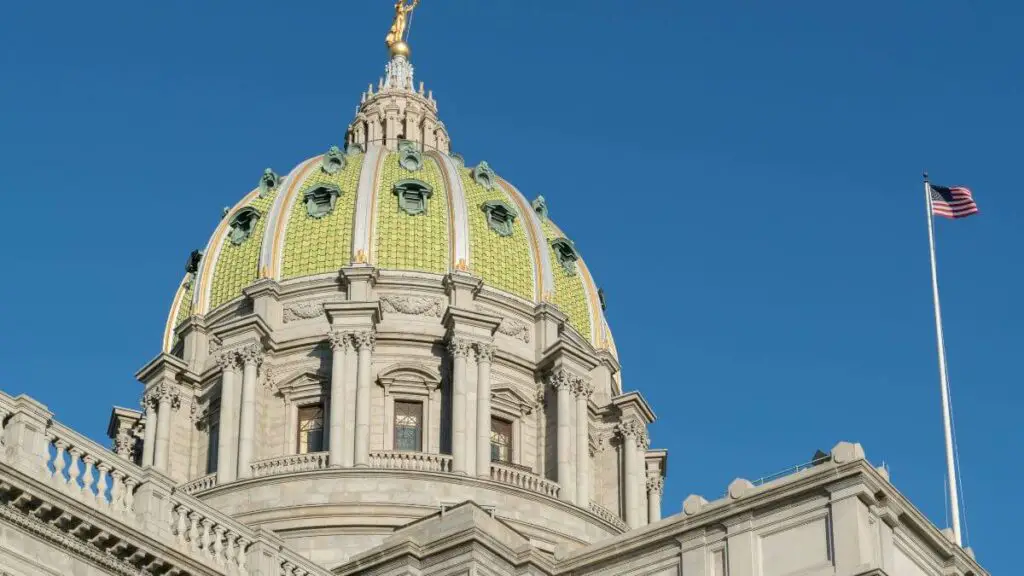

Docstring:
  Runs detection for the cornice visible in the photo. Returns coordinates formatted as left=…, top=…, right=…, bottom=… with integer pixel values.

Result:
left=134, top=353, right=190, bottom=386
left=539, top=337, right=600, bottom=374
left=442, top=306, right=501, bottom=335
left=611, top=391, right=656, bottom=424
left=210, top=313, right=274, bottom=349
left=323, top=300, right=383, bottom=327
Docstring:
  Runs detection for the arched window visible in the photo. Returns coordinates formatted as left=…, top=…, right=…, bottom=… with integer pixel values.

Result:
left=550, top=237, right=578, bottom=273
left=304, top=184, right=342, bottom=219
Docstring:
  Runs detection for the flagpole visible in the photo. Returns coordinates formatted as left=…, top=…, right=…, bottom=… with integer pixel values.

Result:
left=923, top=172, right=962, bottom=546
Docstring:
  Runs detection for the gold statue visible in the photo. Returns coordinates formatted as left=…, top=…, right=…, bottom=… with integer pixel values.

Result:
left=385, top=0, right=420, bottom=55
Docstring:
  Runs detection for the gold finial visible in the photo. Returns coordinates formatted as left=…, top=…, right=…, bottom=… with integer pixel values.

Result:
left=385, top=0, right=420, bottom=58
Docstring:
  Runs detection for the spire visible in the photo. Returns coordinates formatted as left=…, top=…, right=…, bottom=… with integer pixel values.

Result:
left=346, top=0, right=449, bottom=154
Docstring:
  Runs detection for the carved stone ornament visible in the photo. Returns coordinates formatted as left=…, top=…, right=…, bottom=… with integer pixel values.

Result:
left=646, top=475, right=665, bottom=495
left=258, top=168, right=281, bottom=197
left=532, top=195, right=548, bottom=221
left=261, top=364, right=277, bottom=392
left=321, top=145, right=347, bottom=174
left=283, top=300, right=325, bottom=323
left=146, top=382, right=182, bottom=411
left=215, top=349, right=240, bottom=371
left=496, top=317, right=530, bottom=343
left=353, top=331, right=376, bottom=352
left=113, top=429, right=134, bottom=458
left=615, top=419, right=646, bottom=448
left=471, top=161, right=496, bottom=189
left=571, top=378, right=594, bottom=399
left=474, top=342, right=496, bottom=363
left=238, top=343, right=264, bottom=366
left=398, top=140, right=423, bottom=172
left=545, top=367, right=581, bottom=391
left=328, top=329, right=353, bottom=351
left=380, top=294, right=444, bottom=317
left=447, top=336, right=473, bottom=358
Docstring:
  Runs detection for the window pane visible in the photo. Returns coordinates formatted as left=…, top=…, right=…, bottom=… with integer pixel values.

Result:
left=297, top=405, right=325, bottom=455
left=394, top=401, right=422, bottom=452
left=490, top=417, right=512, bottom=463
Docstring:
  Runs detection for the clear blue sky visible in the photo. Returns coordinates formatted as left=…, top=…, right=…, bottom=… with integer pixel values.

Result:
left=2, top=1, right=1020, bottom=570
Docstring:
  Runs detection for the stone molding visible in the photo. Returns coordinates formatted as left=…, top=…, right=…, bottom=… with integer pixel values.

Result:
left=646, top=476, right=664, bottom=495
left=282, top=300, right=325, bottom=323
left=447, top=336, right=474, bottom=358
left=352, top=331, right=376, bottom=352
left=615, top=419, right=649, bottom=449
left=328, top=329, right=353, bottom=351
left=144, top=383, right=181, bottom=411
left=545, top=367, right=587, bottom=392
left=380, top=294, right=445, bottom=317
left=474, top=342, right=496, bottom=363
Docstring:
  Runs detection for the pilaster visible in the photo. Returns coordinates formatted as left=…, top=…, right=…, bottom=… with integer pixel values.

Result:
left=243, top=278, right=283, bottom=331
left=2, top=395, right=52, bottom=478
left=340, top=266, right=379, bottom=302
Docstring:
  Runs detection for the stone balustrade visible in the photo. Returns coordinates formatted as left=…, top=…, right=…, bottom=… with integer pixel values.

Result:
left=489, top=461, right=560, bottom=499
left=369, top=450, right=453, bottom=472
left=169, top=496, right=252, bottom=571
left=589, top=501, right=628, bottom=531
left=251, top=452, right=330, bottom=477
left=181, top=472, right=218, bottom=495
left=45, top=419, right=146, bottom=519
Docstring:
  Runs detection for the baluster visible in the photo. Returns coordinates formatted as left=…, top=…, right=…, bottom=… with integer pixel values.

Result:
left=200, top=518, right=214, bottom=559
left=122, top=477, right=137, bottom=514
left=109, top=470, right=124, bottom=514
left=80, top=455, right=96, bottom=499
left=95, top=462, right=110, bottom=506
left=66, top=446, right=83, bottom=493
left=188, top=511, right=201, bottom=554
left=51, top=439, right=68, bottom=484
left=223, top=531, right=237, bottom=570
left=236, top=535, right=249, bottom=573
left=213, top=525, right=226, bottom=565
left=174, top=505, right=189, bottom=546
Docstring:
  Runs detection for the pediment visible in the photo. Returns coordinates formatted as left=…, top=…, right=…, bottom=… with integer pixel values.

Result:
left=377, top=361, right=442, bottom=392
left=491, top=384, right=535, bottom=416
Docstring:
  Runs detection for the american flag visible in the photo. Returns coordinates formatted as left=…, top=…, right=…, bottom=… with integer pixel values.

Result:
left=929, top=184, right=979, bottom=219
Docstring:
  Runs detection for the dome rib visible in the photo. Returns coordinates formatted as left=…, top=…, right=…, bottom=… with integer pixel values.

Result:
left=500, top=178, right=552, bottom=302
left=162, top=275, right=192, bottom=352
left=261, top=157, right=321, bottom=279
left=193, top=187, right=261, bottom=314
left=431, top=151, right=471, bottom=271
left=351, top=145, right=387, bottom=264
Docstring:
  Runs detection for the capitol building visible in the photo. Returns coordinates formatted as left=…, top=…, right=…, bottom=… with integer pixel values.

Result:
left=0, top=7, right=987, bottom=576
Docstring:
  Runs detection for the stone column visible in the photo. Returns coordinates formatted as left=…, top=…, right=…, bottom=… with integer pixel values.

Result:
left=328, top=330, right=351, bottom=467
left=474, top=342, right=495, bottom=478
left=448, top=337, right=471, bottom=474
left=573, top=379, right=592, bottom=507
left=154, top=384, right=178, bottom=472
left=236, top=343, right=262, bottom=479
left=548, top=369, right=576, bottom=503
left=618, top=420, right=642, bottom=528
left=216, top=351, right=240, bottom=484
left=646, top=475, right=664, bottom=523
left=352, top=331, right=375, bottom=467
left=141, top=397, right=157, bottom=467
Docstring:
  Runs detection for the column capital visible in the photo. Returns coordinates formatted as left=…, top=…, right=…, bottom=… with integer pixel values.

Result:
left=215, top=349, right=241, bottom=372
left=238, top=342, right=264, bottom=367
left=145, top=383, right=182, bottom=410
left=353, top=330, right=376, bottom=352
left=328, top=329, right=353, bottom=351
left=545, top=367, right=583, bottom=392
left=615, top=419, right=648, bottom=448
left=571, top=378, right=593, bottom=399
left=646, top=475, right=664, bottom=495
left=447, top=336, right=474, bottom=358
left=474, top=342, right=496, bottom=363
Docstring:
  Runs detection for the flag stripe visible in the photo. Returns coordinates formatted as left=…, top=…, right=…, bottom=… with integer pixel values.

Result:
left=930, top=184, right=979, bottom=219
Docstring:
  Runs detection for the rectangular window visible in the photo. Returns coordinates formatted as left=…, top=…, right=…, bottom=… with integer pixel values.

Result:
left=206, top=421, right=219, bottom=474
left=297, top=405, right=324, bottom=454
left=394, top=401, right=423, bottom=452
left=490, top=417, right=513, bottom=463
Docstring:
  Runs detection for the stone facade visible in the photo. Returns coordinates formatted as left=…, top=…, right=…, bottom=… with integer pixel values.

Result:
left=0, top=23, right=991, bottom=576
